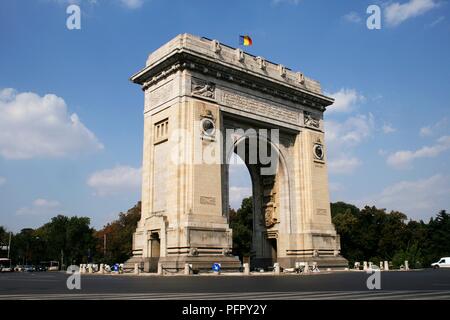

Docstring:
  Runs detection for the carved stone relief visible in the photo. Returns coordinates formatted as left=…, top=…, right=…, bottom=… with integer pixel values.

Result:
left=304, top=111, right=320, bottom=129
left=191, top=78, right=215, bottom=99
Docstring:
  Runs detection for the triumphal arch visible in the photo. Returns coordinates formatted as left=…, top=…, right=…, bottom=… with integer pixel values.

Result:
left=128, top=34, right=347, bottom=272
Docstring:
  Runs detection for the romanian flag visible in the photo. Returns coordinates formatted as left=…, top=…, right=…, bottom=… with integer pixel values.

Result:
left=239, top=35, right=252, bottom=46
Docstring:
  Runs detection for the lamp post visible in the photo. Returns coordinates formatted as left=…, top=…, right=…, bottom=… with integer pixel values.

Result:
left=7, top=232, right=12, bottom=268
left=103, top=233, right=107, bottom=260
left=61, top=249, right=64, bottom=270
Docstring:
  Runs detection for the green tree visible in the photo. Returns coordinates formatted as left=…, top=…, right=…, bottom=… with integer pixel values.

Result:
left=29, top=215, right=96, bottom=266
left=392, top=242, right=423, bottom=269
left=94, top=202, right=141, bottom=264
left=229, top=197, right=253, bottom=260
left=0, top=226, right=11, bottom=259
left=331, top=202, right=363, bottom=263
left=423, top=210, right=450, bottom=265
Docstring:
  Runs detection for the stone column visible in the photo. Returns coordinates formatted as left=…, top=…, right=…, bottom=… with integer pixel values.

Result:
left=243, top=263, right=250, bottom=275
left=363, top=261, right=368, bottom=271
left=274, top=263, right=280, bottom=275
left=99, top=264, right=104, bottom=274
left=157, top=262, right=163, bottom=275
left=134, top=263, right=140, bottom=275
left=184, top=263, right=191, bottom=275
left=405, top=260, right=409, bottom=270
left=304, top=262, right=309, bottom=273
left=384, top=261, right=389, bottom=271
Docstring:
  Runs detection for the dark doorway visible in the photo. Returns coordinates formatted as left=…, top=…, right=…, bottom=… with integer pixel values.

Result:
left=268, top=238, right=277, bottom=264
left=150, top=233, right=160, bottom=258
left=148, top=232, right=160, bottom=272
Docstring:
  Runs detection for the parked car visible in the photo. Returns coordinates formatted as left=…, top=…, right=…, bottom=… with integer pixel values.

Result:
left=35, top=265, right=47, bottom=272
left=14, top=265, right=24, bottom=272
left=23, top=265, right=35, bottom=272
left=431, top=257, right=450, bottom=269
left=40, top=261, right=60, bottom=271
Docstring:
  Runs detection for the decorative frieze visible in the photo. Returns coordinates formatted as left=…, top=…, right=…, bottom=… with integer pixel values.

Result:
left=220, top=89, right=299, bottom=126
left=135, top=58, right=330, bottom=112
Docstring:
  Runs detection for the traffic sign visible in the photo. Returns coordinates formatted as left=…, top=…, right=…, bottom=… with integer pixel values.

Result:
left=212, top=263, right=221, bottom=272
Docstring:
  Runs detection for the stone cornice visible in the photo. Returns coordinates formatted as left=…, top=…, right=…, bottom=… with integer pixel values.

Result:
left=130, top=34, right=334, bottom=111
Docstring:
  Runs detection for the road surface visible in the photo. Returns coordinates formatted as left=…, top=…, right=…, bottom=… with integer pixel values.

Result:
left=1, top=269, right=449, bottom=300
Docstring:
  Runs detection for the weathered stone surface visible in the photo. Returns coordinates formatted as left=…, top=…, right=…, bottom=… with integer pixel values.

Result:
left=127, top=34, right=347, bottom=272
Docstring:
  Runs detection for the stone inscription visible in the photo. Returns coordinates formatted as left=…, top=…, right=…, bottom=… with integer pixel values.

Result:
left=146, top=80, right=174, bottom=110
left=189, top=229, right=227, bottom=246
left=220, top=90, right=300, bottom=125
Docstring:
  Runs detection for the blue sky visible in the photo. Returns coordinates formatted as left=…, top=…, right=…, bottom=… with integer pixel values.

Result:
left=0, top=0, right=449, bottom=232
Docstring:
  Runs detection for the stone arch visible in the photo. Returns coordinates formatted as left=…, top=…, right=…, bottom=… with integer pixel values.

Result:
left=127, top=34, right=348, bottom=272
left=224, top=130, right=292, bottom=268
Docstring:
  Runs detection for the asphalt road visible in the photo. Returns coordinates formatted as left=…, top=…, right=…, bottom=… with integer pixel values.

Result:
left=1, top=269, right=450, bottom=299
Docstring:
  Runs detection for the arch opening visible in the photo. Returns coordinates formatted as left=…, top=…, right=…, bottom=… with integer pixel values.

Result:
left=226, top=134, right=288, bottom=270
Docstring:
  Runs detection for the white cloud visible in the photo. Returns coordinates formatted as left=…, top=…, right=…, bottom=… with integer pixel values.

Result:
left=87, top=165, right=141, bottom=196
left=229, top=186, right=252, bottom=209
left=382, top=123, right=396, bottom=134
left=0, top=88, right=103, bottom=160
left=419, top=117, right=448, bottom=137
left=325, top=113, right=374, bottom=175
left=387, top=135, right=450, bottom=169
left=16, top=198, right=61, bottom=216
left=0, top=176, right=6, bottom=186
left=326, top=88, right=365, bottom=114
left=119, top=0, right=144, bottom=9
left=328, top=156, right=362, bottom=174
left=326, top=113, right=374, bottom=148
left=385, top=0, right=439, bottom=27
left=426, top=15, right=445, bottom=28
left=272, top=0, right=302, bottom=5
left=419, top=126, right=433, bottom=137
left=343, top=12, right=362, bottom=23
left=51, top=0, right=146, bottom=9
left=357, top=174, right=450, bottom=220
left=50, top=0, right=98, bottom=5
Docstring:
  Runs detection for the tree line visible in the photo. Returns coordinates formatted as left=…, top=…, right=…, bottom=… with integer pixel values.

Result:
left=331, top=202, right=450, bottom=268
left=0, top=202, right=141, bottom=267
left=1, top=199, right=449, bottom=268
left=230, top=198, right=450, bottom=268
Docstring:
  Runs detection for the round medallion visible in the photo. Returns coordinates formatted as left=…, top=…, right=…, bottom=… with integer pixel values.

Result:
left=201, top=118, right=215, bottom=136
left=314, top=144, right=324, bottom=160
